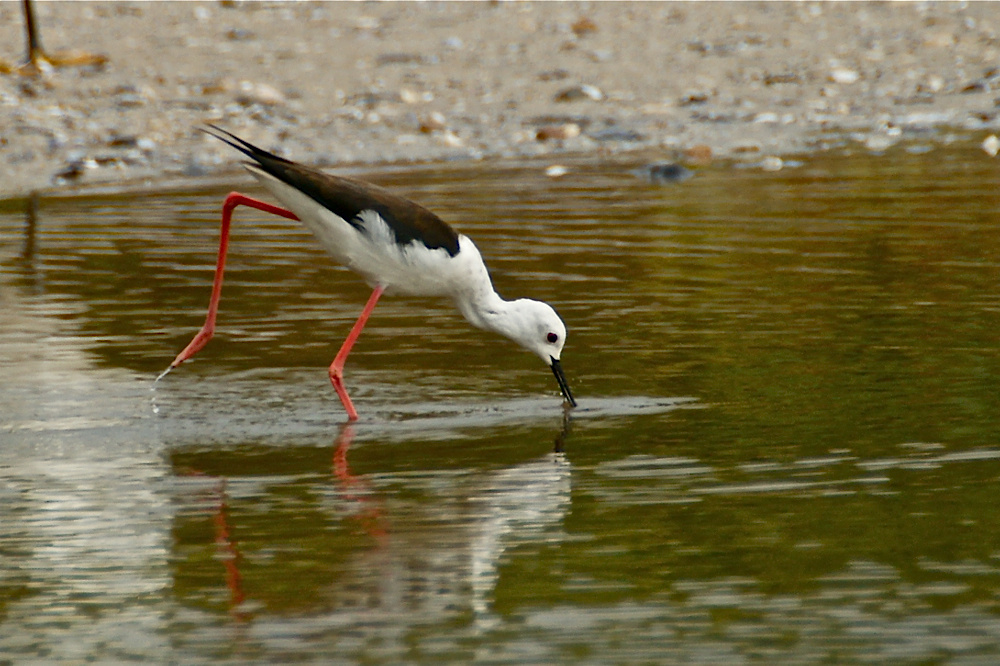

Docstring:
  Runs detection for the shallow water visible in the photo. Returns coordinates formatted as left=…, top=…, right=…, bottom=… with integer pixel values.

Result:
left=2, top=145, right=1000, bottom=663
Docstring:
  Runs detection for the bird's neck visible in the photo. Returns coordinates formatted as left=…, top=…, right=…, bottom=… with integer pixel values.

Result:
left=455, top=287, right=513, bottom=337
left=449, top=236, right=519, bottom=339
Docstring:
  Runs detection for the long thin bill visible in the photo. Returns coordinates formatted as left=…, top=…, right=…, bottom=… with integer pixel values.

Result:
left=550, top=358, right=577, bottom=407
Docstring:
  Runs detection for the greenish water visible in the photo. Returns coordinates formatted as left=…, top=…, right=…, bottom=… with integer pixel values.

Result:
left=2, top=144, right=1000, bottom=663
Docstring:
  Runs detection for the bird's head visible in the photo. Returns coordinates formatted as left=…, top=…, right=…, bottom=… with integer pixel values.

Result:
left=507, top=299, right=576, bottom=407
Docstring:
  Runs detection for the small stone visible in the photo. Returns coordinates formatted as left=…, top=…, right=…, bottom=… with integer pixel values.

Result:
left=438, top=130, right=462, bottom=147
left=116, top=93, right=145, bottom=108
left=588, top=127, right=644, bottom=142
left=376, top=53, right=425, bottom=66
left=571, top=17, right=598, bottom=37
left=918, top=76, right=945, bottom=93
left=683, top=144, right=713, bottom=165
left=55, top=158, right=97, bottom=181
left=764, top=72, right=801, bottom=85
left=864, top=134, right=895, bottom=152
left=538, top=69, right=570, bottom=82
left=924, top=31, right=955, bottom=49
left=829, top=68, right=860, bottom=84
left=554, top=84, right=603, bottom=102
left=648, top=163, right=693, bottom=183
left=236, top=81, right=286, bottom=106
left=536, top=123, right=581, bottom=141
left=760, top=156, right=783, bottom=171
left=107, top=134, right=138, bottom=147
left=226, top=28, right=255, bottom=41
left=982, top=135, right=1000, bottom=157
left=419, top=111, right=447, bottom=133
left=679, top=92, right=710, bottom=106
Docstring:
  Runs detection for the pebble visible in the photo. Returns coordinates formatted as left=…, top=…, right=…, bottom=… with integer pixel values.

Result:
left=759, top=156, right=783, bottom=171
left=683, top=144, right=713, bottom=165
left=917, top=75, right=945, bottom=93
left=438, top=130, right=462, bottom=148
left=829, top=68, right=860, bottom=84
left=236, top=81, right=286, bottom=106
left=588, top=127, right=644, bottom=142
left=419, top=111, right=447, bottom=133
left=982, top=135, right=1000, bottom=157
left=764, top=73, right=801, bottom=85
left=648, top=162, right=693, bottom=183
left=399, top=88, right=421, bottom=104
left=536, top=123, right=581, bottom=141
left=226, top=28, right=255, bottom=41
left=376, top=53, right=426, bottom=66
left=538, top=69, right=570, bottom=82
left=571, top=17, right=598, bottom=37
left=554, top=84, right=604, bottom=102
left=588, top=49, right=614, bottom=63
left=863, top=134, right=896, bottom=152
left=354, top=16, right=380, bottom=31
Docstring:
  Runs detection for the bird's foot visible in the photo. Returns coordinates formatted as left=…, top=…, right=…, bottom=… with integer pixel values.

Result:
left=329, top=366, right=359, bottom=422
left=4, top=48, right=107, bottom=77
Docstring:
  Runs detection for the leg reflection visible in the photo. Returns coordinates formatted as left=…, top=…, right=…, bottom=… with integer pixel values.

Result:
left=332, top=425, right=387, bottom=543
left=179, top=470, right=248, bottom=620
left=210, top=477, right=247, bottom=616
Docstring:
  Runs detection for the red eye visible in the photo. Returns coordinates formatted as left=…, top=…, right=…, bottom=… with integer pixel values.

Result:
left=547, top=332, right=558, bottom=344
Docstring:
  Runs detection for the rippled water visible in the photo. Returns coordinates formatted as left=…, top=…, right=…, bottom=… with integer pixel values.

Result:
left=2, top=145, right=1000, bottom=663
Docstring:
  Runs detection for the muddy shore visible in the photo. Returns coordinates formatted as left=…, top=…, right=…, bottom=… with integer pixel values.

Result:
left=2, top=1, right=999, bottom=199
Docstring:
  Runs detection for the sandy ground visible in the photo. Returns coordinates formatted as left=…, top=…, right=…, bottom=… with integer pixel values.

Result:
left=2, top=1, right=1000, bottom=199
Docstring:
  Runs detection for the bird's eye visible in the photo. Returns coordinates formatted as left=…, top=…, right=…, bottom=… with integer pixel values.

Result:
left=547, top=332, right=559, bottom=344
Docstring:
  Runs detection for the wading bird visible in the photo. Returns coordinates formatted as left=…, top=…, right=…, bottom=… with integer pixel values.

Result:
left=160, top=127, right=577, bottom=421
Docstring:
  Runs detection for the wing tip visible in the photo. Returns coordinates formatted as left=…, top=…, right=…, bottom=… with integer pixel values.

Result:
left=202, top=125, right=290, bottom=166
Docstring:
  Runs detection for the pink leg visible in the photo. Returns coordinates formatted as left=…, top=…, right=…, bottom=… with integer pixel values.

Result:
left=160, top=192, right=298, bottom=377
left=329, top=285, right=385, bottom=421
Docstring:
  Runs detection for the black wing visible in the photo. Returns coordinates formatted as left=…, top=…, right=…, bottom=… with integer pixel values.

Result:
left=205, top=126, right=460, bottom=256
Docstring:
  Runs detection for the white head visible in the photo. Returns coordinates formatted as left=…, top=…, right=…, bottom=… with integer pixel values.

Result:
left=501, top=299, right=576, bottom=407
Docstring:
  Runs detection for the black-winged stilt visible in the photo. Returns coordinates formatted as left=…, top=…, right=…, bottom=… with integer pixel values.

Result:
left=159, top=127, right=576, bottom=421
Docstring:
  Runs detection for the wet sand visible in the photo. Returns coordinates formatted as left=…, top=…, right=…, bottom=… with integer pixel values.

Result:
left=2, top=1, right=999, bottom=199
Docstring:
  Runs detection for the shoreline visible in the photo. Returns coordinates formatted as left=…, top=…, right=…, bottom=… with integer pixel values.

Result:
left=3, top=2, right=999, bottom=199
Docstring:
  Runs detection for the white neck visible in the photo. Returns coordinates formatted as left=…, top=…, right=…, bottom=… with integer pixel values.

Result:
left=447, top=236, right=516, bottom=338
left=455, top=288, right=515, bottom=337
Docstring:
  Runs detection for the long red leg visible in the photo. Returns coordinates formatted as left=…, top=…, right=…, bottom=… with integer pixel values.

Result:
left=329, top=285, right=384, bottom=421
left=159, top=192, right=298, bottom=379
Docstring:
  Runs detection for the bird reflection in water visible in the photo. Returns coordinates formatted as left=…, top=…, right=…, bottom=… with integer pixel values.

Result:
left=188, top=410, right=573, bottom=625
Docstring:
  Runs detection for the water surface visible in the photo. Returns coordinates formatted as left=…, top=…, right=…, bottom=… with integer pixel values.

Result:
left=2, top=145, right=1000, bottom=663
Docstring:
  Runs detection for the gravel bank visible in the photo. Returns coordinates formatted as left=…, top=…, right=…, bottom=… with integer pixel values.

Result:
left=2, top=1, right=999, bottom=198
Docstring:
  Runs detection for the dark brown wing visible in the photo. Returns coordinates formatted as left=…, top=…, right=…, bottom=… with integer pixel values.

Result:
left=205, top=126, right=460, bottom=256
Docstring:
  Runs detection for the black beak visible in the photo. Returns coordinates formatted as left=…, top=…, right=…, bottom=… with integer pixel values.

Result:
left=550, top=357, right=577, bottom=408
